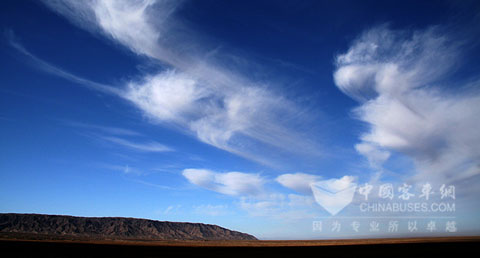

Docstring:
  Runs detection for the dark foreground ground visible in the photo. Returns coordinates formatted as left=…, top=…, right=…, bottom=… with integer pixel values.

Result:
left=1, top=237, right=479, bottom=258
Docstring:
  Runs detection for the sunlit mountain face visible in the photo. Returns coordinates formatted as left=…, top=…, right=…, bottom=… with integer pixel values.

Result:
left=1, top=0, right=479, bottom=240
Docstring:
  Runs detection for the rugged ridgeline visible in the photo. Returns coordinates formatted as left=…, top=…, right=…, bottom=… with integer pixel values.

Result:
left=0, top=213, right=257, bottom=241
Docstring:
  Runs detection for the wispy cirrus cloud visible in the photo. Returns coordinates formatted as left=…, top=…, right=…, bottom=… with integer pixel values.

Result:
left=6, top=30, right=122, bottom=96
left=63, top=120, right=172, bottom=154
left=66, top=121, right=142, bottom=136
left=34, top=0, right=322, bottom=167
left=333, top=25, right=480, bottom=183
left=161, top=205, right=182, bottom=215
left=101, top=164, right=143, bottom=175
left=101, top=136, right=172, bottom=152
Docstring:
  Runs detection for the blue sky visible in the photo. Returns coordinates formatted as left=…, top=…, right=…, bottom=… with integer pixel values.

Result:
left=1, top=0, right=480, bottom=239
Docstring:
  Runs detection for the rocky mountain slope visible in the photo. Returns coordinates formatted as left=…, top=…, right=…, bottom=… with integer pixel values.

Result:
left=0, top=213, right=257, bottom=241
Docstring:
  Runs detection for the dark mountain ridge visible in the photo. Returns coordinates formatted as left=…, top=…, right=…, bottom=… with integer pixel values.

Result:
left=0, top=213, right=257, bottom=241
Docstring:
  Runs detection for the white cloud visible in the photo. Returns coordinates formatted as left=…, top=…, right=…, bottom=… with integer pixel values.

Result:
left=102, top=136, right=173, bottom=152
left=91, top=0, right=161, bottom=58
left=40, top=0, right=322, bottom=167
left=125, top=71, right=206, bottom=122
left=182, top=169, right=319, bottom=220
left=354, top=142, right=390, bottom=168
left=42, top=0, right=178, bottom=60
left=334, top=25, right=480, bottom=183
left=275, top=173, right=321, bottom=195
left=182, top=169, right=265, bottom=197
left=312, top=175, right=356, bottom=192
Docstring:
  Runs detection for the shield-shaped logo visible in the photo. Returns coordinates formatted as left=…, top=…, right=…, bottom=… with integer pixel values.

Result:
left=311, top=176, right=357, bottom=216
